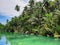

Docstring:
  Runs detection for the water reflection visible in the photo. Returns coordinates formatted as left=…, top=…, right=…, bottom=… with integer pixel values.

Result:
left=0, top=36, right=11, bottom=45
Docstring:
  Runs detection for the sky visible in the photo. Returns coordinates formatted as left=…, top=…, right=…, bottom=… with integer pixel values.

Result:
left=0, top=14, right=11, bottom=24
left=0, top=0, right=43, bottom=24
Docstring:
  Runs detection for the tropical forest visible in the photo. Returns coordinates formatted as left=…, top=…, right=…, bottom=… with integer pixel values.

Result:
left=0, top=0, right=60, bottom=45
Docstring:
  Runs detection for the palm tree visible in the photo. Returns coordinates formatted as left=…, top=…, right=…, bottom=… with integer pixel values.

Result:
left=15, top=5, right=20, bottom=11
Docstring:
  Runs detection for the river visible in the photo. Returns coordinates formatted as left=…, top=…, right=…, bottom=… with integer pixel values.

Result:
left=0, top=35, right=60, bottom=45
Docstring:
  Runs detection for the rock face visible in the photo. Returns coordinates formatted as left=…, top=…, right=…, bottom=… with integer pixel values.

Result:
left=0, top=36, right=11, bottom=45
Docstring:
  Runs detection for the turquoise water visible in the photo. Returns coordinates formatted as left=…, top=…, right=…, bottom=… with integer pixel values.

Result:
left=0, top=35, right=60, bottom=45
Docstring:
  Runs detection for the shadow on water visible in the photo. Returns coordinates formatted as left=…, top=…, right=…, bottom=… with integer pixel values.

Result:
left=0, top=35, right=11, bottom=45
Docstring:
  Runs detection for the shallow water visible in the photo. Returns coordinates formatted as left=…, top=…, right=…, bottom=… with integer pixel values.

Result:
left=0, top=35, right=60, bottom=45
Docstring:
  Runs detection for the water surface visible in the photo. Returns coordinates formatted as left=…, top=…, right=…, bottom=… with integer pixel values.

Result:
left=0, top=35, right=60, bottom=45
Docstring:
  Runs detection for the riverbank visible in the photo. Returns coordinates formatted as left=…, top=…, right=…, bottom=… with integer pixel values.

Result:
left=0, top=32, right=60, bottom=39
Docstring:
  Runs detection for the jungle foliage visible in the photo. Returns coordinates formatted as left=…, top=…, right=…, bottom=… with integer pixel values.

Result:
left=1, top=0, right=60, bottom=37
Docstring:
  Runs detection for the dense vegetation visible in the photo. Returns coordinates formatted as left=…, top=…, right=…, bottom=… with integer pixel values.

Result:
left=0, top=0, right=60, bottom=37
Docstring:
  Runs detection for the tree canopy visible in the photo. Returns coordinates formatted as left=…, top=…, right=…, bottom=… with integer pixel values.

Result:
left=1, top=0, right=60, bottom=37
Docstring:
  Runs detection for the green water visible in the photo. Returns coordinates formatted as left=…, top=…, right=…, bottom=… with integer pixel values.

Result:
left=6, top=35, right=60, bottom=45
